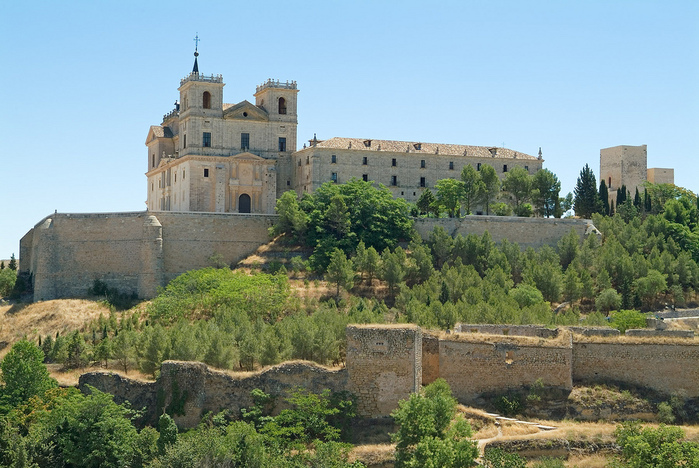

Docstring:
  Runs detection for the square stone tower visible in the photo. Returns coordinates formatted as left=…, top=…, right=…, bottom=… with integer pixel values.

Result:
left=346, top=324, right=422, bottom=417
left=600, top=144, right=647, bottom=205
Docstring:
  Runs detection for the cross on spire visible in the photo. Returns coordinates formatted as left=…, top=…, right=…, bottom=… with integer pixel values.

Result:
left=192, top=33, right=200, bottom=73
left=193, top=33, right=200, bottom=52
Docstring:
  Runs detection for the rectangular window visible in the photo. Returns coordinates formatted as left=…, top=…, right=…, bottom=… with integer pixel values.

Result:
left=524, top=165, right=529, bottom=172
left=420, top=177, right=426, bottom=187
left=477, top=163, right=481, bottom=171
left=203, top=132, right=212, bottom=147
left=241, top=132, right=250, bottom=149
left=362, top=174, right=368, bottom=182
left=362, top=156, right=368, bottom=165
left=392, top=158, right=397, bottom=167
left=390, top=175, right=397, bottom=186
left=278, top=137, right=287, bottom=152
left=449, top=161, right=454, bottom=170
left=331, top=154, right=337, bottom=163
left=420, top=159, right=426, bottom=168
left=204, top=168, right=209, bottom=178
left=287, top=180, right=291, bottom=186
left=503, top=164, right=508, bottom=173
left=331, top=172, right=338, bottom=183
left=183, top=134, right=187, bottom=148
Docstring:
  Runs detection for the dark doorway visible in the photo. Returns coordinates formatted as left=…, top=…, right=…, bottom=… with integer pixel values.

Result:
left=239, top=193, right=251, bottom=213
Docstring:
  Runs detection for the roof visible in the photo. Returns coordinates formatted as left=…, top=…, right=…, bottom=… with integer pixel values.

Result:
left=149, top=126, right=174, bottom=139
left=305, top=137, right=539, bottom=160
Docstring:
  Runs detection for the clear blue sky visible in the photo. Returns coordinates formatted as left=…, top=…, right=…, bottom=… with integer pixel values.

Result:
left=1, top=0, right=697, bottom=260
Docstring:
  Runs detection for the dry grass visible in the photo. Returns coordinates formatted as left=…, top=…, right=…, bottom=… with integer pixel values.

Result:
left=349, top=444, right=395, bottom=465
left=0, top=299, right=112, bottom=359
left=500, top=422, right=542, bottom=437
left=563, top=454, right=610, bottom=467
left=571, top=332, right=698, bottom=345
left=432, top=329, right=572, bottom=348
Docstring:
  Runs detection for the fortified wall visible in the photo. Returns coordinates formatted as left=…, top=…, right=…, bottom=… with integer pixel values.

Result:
left=80, top=324, right=699, bottom=428
left=20, top=212, right=597, bottom=301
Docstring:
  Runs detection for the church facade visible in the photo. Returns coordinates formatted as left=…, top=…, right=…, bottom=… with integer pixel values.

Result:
left=146, top=52, right=543, bottom=214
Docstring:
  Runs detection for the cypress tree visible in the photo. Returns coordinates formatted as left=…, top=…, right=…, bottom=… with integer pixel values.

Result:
left=644, top=189, right=652, bottom=212
left=633, top=187, right=641, bottom=208
left=573, top=164, right=600, bottom=218
left=599, top=180, right=610, bottom=216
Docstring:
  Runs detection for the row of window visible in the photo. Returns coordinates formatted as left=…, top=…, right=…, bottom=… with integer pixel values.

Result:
left=195, top=92, right=287, bottom=115
left=329, top=155, right=524, bottom=173
left=331, top=173, right=428, bottom=187
left=185, top=132, right=287, bottom=152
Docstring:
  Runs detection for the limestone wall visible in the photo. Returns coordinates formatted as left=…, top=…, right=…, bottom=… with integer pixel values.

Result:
left=572, top=342, right=699, bottom=397
left=437, top=333, right=573, bottom=402
left=20, top=211, right=275, bottom=300
left=346, top=325, right=422, bottom=417
left=422, top=333, right=440, bottom=386
left=80, top=360, right=347, bottom=428
left=413, top=216, right=594, bottom=249
left=456, top=324, right=560, bottom=339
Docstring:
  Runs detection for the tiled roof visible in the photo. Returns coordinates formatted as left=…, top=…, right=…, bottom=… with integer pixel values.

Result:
left=150, top=126, right=174, bottom=138
left=310, top=137, right=538, bottom=160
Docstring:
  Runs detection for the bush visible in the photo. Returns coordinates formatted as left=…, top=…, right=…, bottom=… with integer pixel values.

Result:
left=0, top=268, right=16, bottom=297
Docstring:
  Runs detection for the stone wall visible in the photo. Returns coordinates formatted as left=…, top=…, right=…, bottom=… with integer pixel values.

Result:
left=437, top=333, right=574, bottom=403
left=346, top=325, right=422, bottom=417
left=572, top=342, right=699, bottom=397
left=80, top=360, right=347, bottom=428
left=413, top=216, right=595, bottom=249
left=456, top=324, right=560, bottom=339
left=20, top=211, right=275, bottom=301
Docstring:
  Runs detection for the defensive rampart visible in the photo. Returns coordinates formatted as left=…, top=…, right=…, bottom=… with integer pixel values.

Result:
left=79, top=325, right=699, bottom=427
left=20, top=211, right=275, bottom=301
left=413, top=216, right=597, bottom=248
left=20, top=211, right=598, bottom=300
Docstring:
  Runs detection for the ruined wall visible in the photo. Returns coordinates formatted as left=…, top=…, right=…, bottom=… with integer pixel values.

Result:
left=80, top=360, right=347, bottom=428
left=20, top=211, right=275, bottom=300
left=413, top=216, right=594, bottom=249
left=456, top=324, right=560, bottom=339
left=572, top=342, right=699, bottom=397
left=422, top=333, right=440, bottom=386
left=437, top=333, right=573, bottom=403
left=346, top=325, right=421, bottom=417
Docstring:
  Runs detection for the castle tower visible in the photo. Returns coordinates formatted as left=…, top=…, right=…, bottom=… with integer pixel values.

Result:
left=178, top=45, right=224, bottom=157
left=600, top=144, right=647, bottom=206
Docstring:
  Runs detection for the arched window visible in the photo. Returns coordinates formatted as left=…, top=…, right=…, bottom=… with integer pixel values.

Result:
left=238, top=193, right=251, bottom=213
left=203, top=91, right=211, bottom=109
left=278, top=97, right=287, bottom=115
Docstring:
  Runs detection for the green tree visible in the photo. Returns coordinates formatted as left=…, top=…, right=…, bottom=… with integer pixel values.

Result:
left=325, top=248, right=355, bottom=297
left=502, top=166, right=532, bottom=216
left=8, top=254, right=17, bottom=271
left=477, top=164, right=501, bottom=215
left=270, top=191, right=308, bottom=240
left=435, top=178, right=465, bottom=218
left=0, top=340, right=57, bottom=412
left=599, top=179, right=610, bottom=216
left=381, top=248, right=406, bottom=297
left=634, top=269, right=667, bottom=310
left=573, top=164, right=600, bottom=218
left=460, top=165, right=483, bottom=215
left=112, top=329, right=135, bottom=374
left=428, top=226, right=454, bottom=269
left=614, top=422, right=699, bottom=467
left=0, top=268, right=16, bottom=297
left=532, top=169, right=561, bottom=218
left=483, top=448, right=527, bottom=468
left=416, top=188, right=437, bottom=217
left=595, top=288, right=621, bottom=315
left=157, top=413, right=178, bottom=455
left=557, top=229, right=580, bottom=270
left=391, top=379, right=477, bottom=468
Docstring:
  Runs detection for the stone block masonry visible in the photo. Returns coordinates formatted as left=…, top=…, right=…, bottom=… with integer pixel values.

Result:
left=346, top=324, right=422, bottom=417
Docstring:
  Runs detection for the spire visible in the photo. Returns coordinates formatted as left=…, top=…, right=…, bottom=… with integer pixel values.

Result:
left=192, top=34, right=200, bottom=73
left=538, top=147, right=542, bottom=160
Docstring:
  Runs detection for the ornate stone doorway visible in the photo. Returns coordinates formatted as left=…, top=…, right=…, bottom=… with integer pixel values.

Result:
left=238, top=193, right=251, bottom=213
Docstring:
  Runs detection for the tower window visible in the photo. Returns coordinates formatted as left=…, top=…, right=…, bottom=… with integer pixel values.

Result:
left=183, top=134, right=187, bottom=148
left=287, top=180, right=290, bottom=186
left=449, top=161, right=454, bottom=170
left=420, top=159, right=426, bottom=169
left=183, top=169, right=185, bottom=179
left=362, top=156, right=368, bottom=165
left=503, top=164, right=508, bottom=173
left=203, top=132, right=212, bottom=147
left=477, top=163, right=481, bottom=171
left=204, top=168, right=209, bottom=178
left=390, top=175, right=397, bottom=186
left=392, top=158, right=397, bottom=167
left=203, top=91, right=211, bottom=109
left=279, top=137, right=287, bottom=152
left=241, top=133, right=250, bottom=150
left=278, top=97, right=287, bottom=115
left=331, top=172, right=338, bottom=183
left=152, top=154, right=155, bottom=168
left=608, top=177, right=612, bottom=188
left=331, top=154, right=337, bottom=164
left=362, top=174, right=368, bottom=182
left=524, top=165, right=529, bottom=172
left=420, top=177, right=426, bottom=187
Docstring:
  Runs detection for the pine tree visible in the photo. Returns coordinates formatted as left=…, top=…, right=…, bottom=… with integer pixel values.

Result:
left=416, top=189, right=436, bottom=217
left=325, top=248, right=354, bottom=297
left=633, top=187, right=641, bottom=209
left=599, top=180, right=610, bottom=216
left=8, top=254, right=17, bottom=271
left=573, top=164, right=600, bottom=218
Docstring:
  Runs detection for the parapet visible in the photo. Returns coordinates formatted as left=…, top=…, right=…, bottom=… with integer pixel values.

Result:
left=456, top=323, right=559, bottom=339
